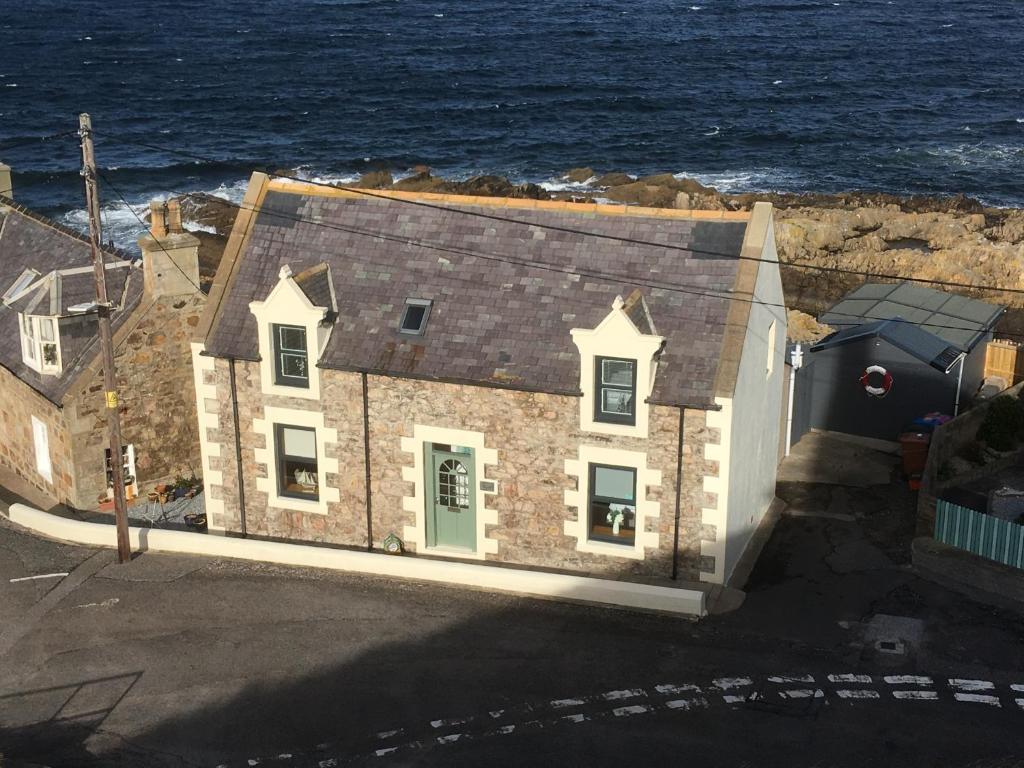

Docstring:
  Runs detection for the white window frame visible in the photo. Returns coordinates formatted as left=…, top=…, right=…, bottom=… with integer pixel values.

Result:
left=563, top=445, right=661, bottom=560
left=570, top=297, right=664, bottom=439
left=249, top=266, right=329, bottom=401
left=253, top=406, right=339, bottom=515
left=20, top=314, right=62, bottom=375
left=31, top=416, right=52, bottom=484
left=766, top=319, right=777, bottom=378
left=3, top=269, right=39, bottom=303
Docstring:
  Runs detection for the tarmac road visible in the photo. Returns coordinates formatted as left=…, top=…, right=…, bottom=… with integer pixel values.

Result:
left=1, top=486, right=1023, bottom=768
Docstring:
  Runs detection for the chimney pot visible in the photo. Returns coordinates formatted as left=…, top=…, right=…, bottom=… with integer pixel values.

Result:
left=149, top=201, right=167, bottom=239
left=166, top=199, right=184, bottom=234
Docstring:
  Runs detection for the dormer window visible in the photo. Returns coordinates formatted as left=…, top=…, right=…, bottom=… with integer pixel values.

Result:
left=571, top=295, right=664, bottom=439
left=20, top=314, right=61, bottom=374
left=399, top=298, right=432, bottom=335
left=595, top=357, right=636, bottom=425
left=272, top=323, right=309, bottom=388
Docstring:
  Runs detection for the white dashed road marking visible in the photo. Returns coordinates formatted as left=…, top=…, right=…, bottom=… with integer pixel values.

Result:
left=954, top=693, right=1001, bottom=706
left=885, top=675, right=933, bottom=686
left=612, top=704, right=653, bottom=717
left=550, top=698, right=586, bottom=709
left=828, top=674, right=873, bottom=684
left=713, top=677, right=753, bottom=689
left=228, top=672, right=1024, bottom=767
left=601, top=689, right=646, bottom=701
left=836, top=689, right=881, bottom=699
left=949, top=679, right=995, bottom=691
left=9, top=572, right=68, bottom=583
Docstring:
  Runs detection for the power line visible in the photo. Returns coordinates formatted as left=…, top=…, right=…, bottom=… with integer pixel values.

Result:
left=142, top=183, right=1019, bottom=341
left=95, top=132, right=1024, bottom=300
left=97, top=171, right=203, bottom=294
left=0, top=130, right=79, bottom=153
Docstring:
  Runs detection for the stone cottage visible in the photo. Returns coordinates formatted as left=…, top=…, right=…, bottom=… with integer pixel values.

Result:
left=191, top=174, right=786, bottom=586
left=0, top=188, right=205, bottom=510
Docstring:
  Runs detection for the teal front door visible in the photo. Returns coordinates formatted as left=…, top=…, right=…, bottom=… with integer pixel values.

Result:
left=425, top=446, right=476, bottom=551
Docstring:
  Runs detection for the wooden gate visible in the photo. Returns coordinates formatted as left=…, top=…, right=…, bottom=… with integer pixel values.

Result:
left=984, top=340, right=1024, bottom=385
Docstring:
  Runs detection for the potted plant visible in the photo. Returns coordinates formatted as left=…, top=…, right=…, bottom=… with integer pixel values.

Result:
left=173, top=474, right=191, bottom=500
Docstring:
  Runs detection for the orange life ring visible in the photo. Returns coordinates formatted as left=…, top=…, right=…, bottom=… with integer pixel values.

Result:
left=860, top=365, right=893, bottom=397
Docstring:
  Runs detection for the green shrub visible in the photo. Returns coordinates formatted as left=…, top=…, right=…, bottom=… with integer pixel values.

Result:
left=977, top=395, right=1024, bottom=451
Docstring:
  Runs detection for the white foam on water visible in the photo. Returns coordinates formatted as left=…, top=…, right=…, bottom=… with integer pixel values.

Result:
left=884, top=675, right=933, bottom=686
left=612, top=704, right=652, bottom=717
left=539, top=177, right=598, bottom=192
left=703, top=126, right=720, bottom=136
left=828, top=674, right=873, bottom=684
left=713, top=677, right=753, bottom=690
left=892, top=690, right=938, bottom=700
left=666, top=697, right=708, bottom=710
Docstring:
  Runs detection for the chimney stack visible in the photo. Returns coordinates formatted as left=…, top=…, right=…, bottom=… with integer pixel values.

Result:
left=0, top=162, right=12, bottom=199
left=138, top=197, right=200, bottom=298
left=149, top=201, right=168, bottom=238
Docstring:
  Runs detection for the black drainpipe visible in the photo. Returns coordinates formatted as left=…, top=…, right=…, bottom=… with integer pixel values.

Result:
left=671, top=406, right=684, bottom=581
left=228, top=357, right=247, bottom=537
left=362, top=371, right=373, bottom=551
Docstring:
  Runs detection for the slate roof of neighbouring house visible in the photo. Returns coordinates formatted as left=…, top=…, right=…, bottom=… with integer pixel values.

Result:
left=203, top=180, right=759, bottom=408
left=0, top=196, right=142, bottom=403
left=819, top=282, right=1003, bottom=352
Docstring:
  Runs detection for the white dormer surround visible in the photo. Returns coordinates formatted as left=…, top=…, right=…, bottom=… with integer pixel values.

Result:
left=249, top=264, right=332, bottom=400
left=571, top=295, right=665, bottom=439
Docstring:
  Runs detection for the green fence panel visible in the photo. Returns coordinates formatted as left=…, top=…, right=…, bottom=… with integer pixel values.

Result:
left=934, top=499, right=1024, bottom=570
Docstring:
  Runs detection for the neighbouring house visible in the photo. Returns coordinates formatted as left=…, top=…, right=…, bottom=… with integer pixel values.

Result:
left=190, top=174, right=786, bottom=587
left=0, top=183, right=205, bottom=510
left=802, top=283, right=1003, bottom=441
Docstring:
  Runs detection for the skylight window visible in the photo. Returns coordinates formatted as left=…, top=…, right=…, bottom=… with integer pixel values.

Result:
left=3, top=269, right=39, bottom=303
left=399, top=298, right=432, bottom=335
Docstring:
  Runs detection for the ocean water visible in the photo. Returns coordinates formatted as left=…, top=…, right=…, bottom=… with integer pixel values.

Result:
left=1, top=0, right=1022, bottom=249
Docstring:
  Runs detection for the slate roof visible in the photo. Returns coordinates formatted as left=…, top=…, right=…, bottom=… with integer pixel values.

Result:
left=204, top=184, right=753, bottom=408
left=819, top=282, right=1003, bottom=352
left=0, top=197, right=143, bottom=403
left=811, top=319, right=965, bottom=373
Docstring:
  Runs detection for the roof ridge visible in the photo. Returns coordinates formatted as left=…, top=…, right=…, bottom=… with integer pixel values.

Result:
left=0, top=194, right=135, bottom=263
left=263, top=180, right=752, bottom=222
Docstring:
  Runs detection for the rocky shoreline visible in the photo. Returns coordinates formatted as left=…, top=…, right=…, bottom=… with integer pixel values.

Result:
left=177, top=168, right=1024, bottom=340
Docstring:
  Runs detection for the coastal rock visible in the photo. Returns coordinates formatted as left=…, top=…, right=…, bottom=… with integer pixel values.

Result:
left=787, top=309, right=833, bottom=343
left=593, top=172, right=635, bottom=187
left=563, top=167, right=596, bottom=183
left=438, top=175, right=550, bottom=200
left=355, top=170, right=394, bottom=189
left=175, top=192, right=239, bottom=238
left=603, top=182, right=678, bottom=208
left=391, top=171, right=445, bottom=193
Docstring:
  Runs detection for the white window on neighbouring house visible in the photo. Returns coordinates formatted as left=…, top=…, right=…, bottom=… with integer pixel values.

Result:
left=766, top=319, right=777, bottom=378
left=20, top=314, right=61, bottom=375
left=31, top=416, right=52, bottom=484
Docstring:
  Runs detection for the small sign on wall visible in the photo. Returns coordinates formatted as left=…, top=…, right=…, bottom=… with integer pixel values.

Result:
left=479, top=480, right=497, bottom=494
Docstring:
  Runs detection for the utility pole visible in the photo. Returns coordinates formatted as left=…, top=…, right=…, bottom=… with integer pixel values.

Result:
left=79, top=113, right=131, bottom=564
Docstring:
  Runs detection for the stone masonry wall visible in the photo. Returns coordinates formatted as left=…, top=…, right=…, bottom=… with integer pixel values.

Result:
left=195, top=355, right=720, bottom=582
left=208, top=359, right=369, bottom=545
left=366, top=375, right=706, bottom=581
left=0, top=366, right=75, bottom=505
left=199, top=358, right=716, bottom=582
left=65, top=294, right=207, bottom=509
